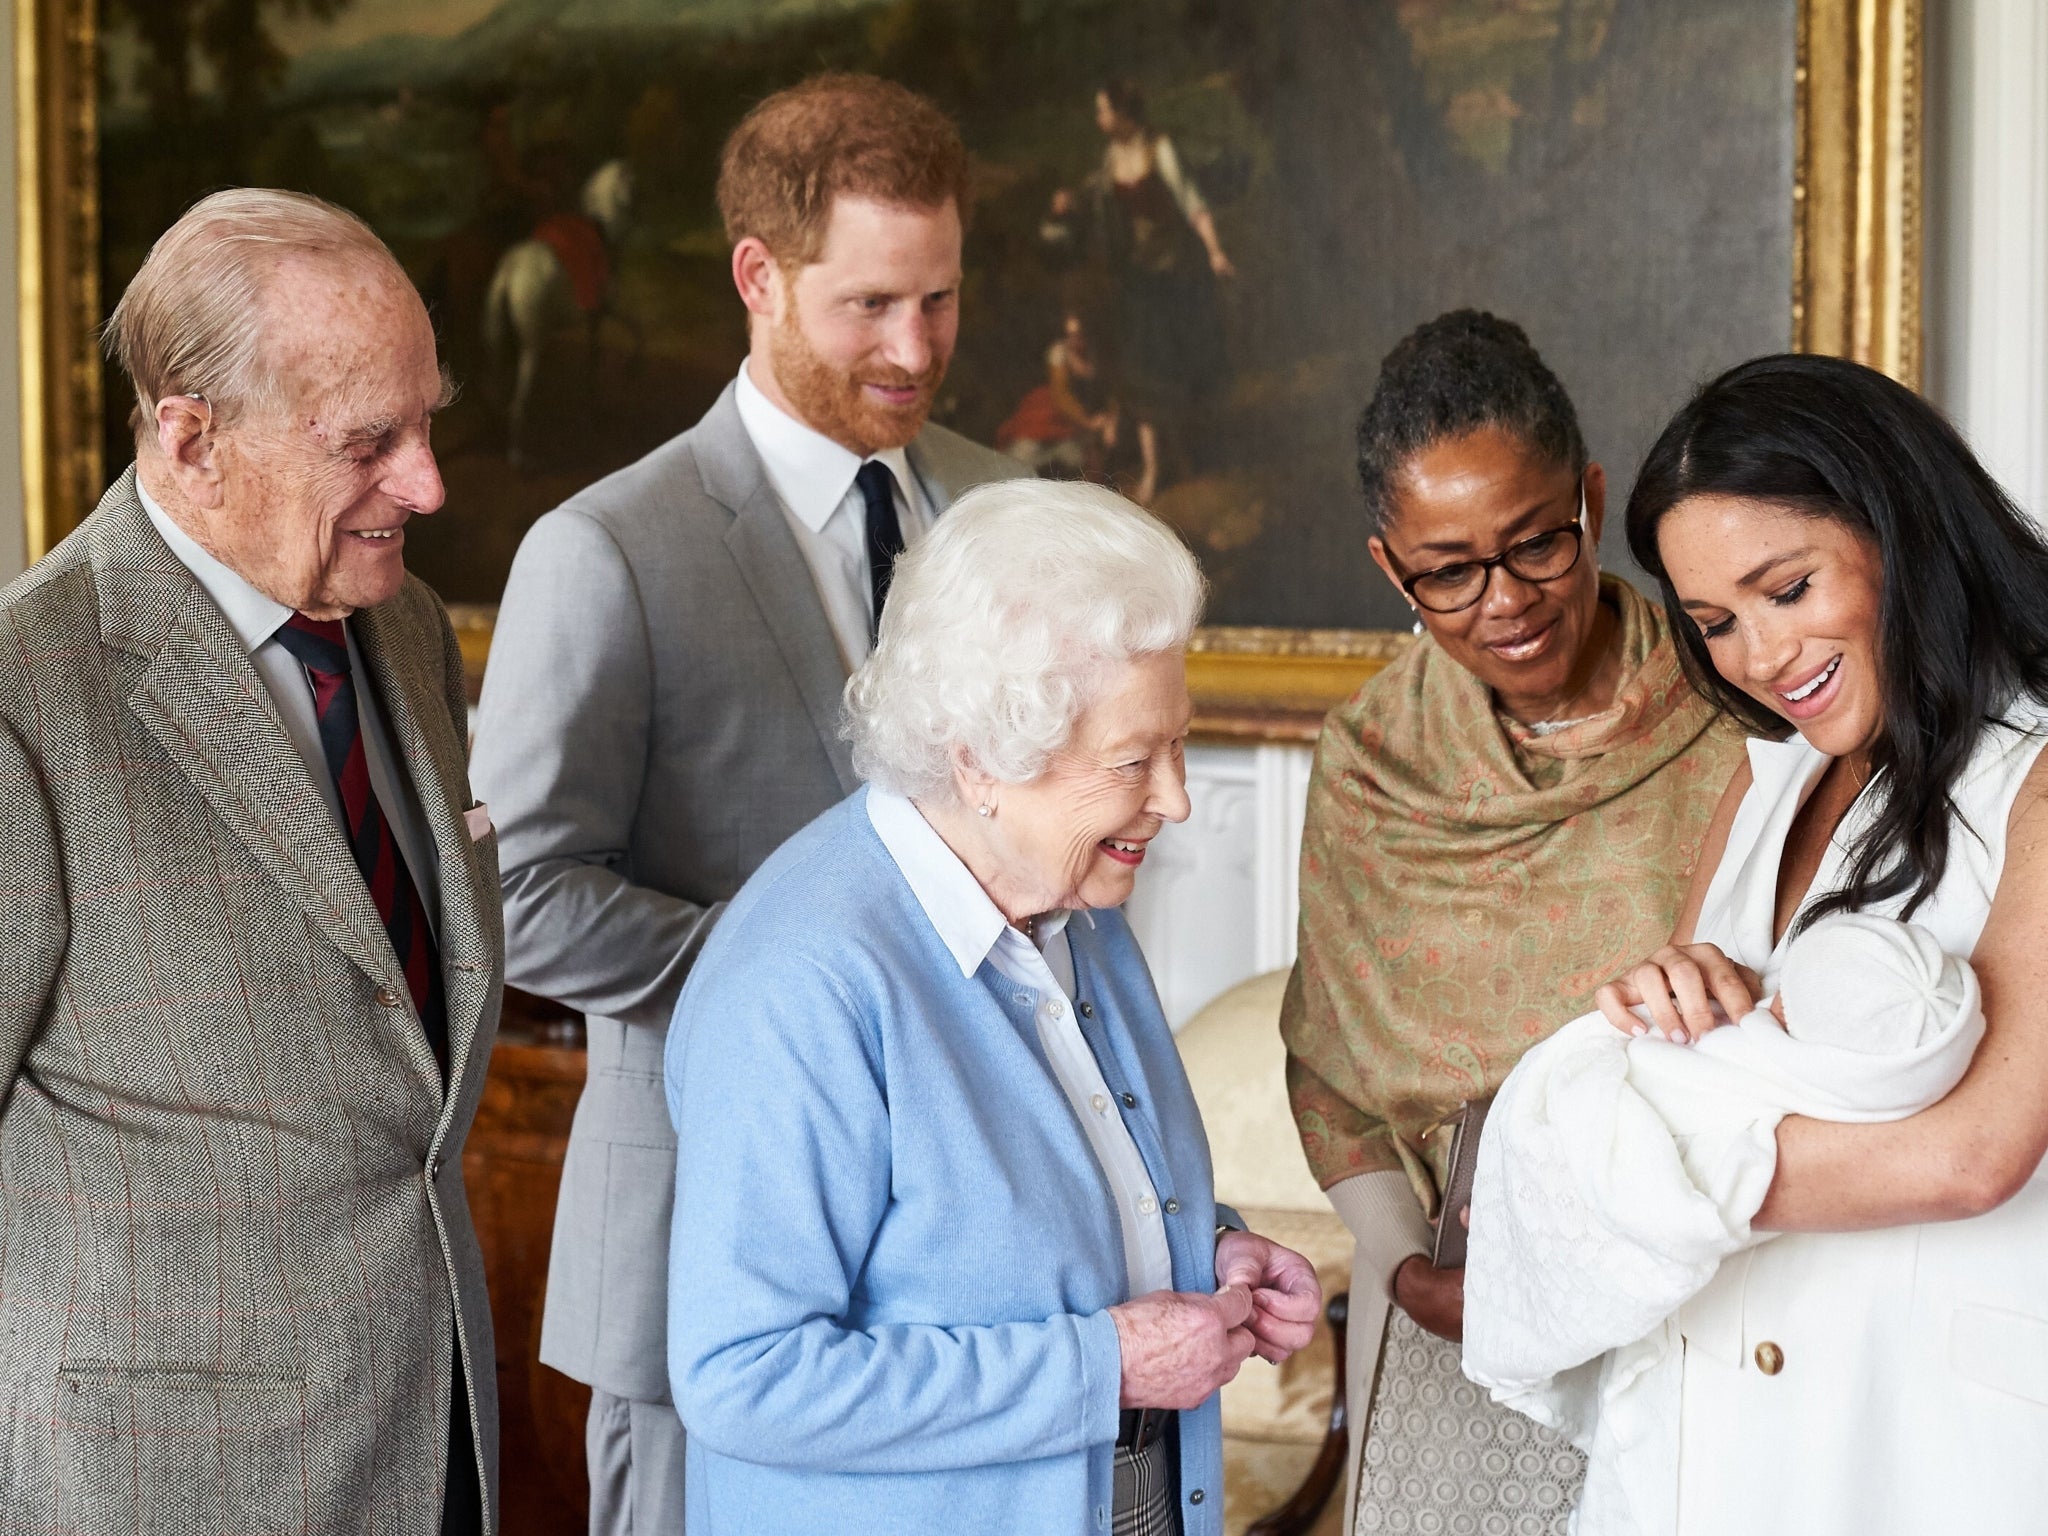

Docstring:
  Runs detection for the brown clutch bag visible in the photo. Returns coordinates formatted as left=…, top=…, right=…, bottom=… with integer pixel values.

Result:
left=1429, top=1095, right=1493, bottom=1270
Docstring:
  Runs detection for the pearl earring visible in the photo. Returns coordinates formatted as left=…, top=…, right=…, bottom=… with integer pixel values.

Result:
left=977, top=804, right=993, bottom=818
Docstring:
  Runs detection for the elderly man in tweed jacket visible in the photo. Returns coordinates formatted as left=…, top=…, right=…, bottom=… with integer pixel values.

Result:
left=0, top=190, right=499, bottom=1534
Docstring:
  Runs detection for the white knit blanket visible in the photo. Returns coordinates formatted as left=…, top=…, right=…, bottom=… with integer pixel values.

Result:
left=1461, top=980, right=1983, bottom=1536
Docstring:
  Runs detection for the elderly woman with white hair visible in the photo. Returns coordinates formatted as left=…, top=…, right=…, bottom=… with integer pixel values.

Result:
left=663, top=479, right=1321, bottom=1536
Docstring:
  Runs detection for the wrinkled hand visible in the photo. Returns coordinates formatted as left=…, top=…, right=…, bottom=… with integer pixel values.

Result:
left=1214, top=1229, right=1322, bottom=1364
left=1110, top=1285, right=1258, bottom=1408
left=1392, top=1254, right=1464, bottom=1343
left=1594, top=942, right=1761, bottom=1044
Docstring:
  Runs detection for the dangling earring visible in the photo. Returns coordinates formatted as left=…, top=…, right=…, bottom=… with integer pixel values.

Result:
left=1409, top=604, right=1425, bottom=638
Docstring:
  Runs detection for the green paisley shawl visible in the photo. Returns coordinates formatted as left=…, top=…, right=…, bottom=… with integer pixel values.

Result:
left=1281, top=576, right=1745, bottom=1211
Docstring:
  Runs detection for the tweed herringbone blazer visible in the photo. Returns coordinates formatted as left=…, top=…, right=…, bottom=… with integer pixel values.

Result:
left=0, top=472, right=503, bottom=1534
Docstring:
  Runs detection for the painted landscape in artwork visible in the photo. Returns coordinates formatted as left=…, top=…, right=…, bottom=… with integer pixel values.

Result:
left=100, top=0, right=1793, bottom=629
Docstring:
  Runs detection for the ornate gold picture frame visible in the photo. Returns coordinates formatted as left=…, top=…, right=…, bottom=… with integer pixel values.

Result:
left=16, top=0, right=1920, bottom=741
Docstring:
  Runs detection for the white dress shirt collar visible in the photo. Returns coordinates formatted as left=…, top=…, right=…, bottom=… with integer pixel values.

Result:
left=734, top=358, right=915, bottom=530
left=865, top=786, right=1092, bottom=981
left=137, top=479, right=293, bottom=654
left=137, top=476, right=444, bottom=937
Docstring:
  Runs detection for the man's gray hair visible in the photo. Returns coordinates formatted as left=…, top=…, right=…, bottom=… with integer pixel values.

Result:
left=105, top=187, right=401, bottom=438
left=844, top=478, right=1205, bottom=802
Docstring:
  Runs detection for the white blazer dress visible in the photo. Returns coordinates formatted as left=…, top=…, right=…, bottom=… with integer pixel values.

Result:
left=1674, top=709, right=2048, bottom=1534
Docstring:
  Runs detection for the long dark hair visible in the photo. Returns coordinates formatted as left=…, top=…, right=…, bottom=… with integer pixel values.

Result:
left=1626, top=352, right=2048, bottom=930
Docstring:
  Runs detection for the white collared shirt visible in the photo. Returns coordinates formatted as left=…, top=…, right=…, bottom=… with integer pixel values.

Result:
left=138, top=481, right=439, bottom=931
left=865, top=787, right=1174, bottom=1298
left=733, top=359, right=931, bottom=671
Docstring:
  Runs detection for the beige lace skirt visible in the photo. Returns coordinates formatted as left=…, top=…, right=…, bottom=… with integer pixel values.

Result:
left=1354, top=1309, right=1585, bottom=1534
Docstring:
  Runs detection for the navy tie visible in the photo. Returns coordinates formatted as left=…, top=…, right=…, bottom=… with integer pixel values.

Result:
left=271, top=614, right=449, bottom=1080
left=856, top=460, right=905, bottom=639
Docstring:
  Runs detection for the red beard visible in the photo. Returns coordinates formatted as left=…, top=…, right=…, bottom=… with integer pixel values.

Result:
left=769, top=307, right=944, bottom=455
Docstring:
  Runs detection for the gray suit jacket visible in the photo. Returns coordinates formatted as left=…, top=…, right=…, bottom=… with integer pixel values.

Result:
left=0, top=472, right=504, bottom=1533
left=472, top=383, right=1018, bottom=1402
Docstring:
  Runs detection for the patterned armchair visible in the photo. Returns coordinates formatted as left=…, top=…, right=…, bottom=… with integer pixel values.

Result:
left=1177, top=971, right=1352, bottom=1536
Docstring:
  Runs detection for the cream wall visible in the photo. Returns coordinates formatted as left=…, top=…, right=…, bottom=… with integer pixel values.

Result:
left=1926, top=0, right=2048, bottom=520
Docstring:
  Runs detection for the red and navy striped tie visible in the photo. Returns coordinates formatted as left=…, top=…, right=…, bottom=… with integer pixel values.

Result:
left=273, top=613, right=448, bottom=1079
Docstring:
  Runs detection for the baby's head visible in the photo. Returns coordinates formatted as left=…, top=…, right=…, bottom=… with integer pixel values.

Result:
left=1770, top=914, right=1970, bottom=1053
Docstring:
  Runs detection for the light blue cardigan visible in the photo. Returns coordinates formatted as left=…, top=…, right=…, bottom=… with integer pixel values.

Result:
left=665, top=790, right=1228, bottom=1535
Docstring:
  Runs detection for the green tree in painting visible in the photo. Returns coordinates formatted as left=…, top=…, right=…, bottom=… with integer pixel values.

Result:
left=107, top=0, right=356, bottom=128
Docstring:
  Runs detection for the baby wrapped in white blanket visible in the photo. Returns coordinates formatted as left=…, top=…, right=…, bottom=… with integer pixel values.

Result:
left=1460, top=913, right=1983, bottom=1536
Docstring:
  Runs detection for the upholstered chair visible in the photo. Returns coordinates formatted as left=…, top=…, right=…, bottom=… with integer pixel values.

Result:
left=1177, top=971, right=1350, bottom=1536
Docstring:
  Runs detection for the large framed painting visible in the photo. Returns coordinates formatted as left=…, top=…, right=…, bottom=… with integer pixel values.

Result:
left=18, top=0, right=1919, bottom=737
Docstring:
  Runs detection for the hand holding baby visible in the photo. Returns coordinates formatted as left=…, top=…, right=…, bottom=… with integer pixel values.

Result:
left=1599, top=915, right=1970, bottom=1053
left=1595, top=941, right=1763, bottom=1043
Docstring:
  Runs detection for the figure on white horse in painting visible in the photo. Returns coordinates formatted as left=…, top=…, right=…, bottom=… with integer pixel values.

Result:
left=485, top=156, right=638, bottom=467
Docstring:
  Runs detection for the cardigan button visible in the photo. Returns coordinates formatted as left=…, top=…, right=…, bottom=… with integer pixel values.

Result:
left=1163, top=1198, right=1181, bottom=1215
left=1189, top=1489, right=1205, bottom=1505
left=1121, top=1092, right=1137, bottom=1108
left=1079, top=1001, right=1095, bottom=1018
left=1754, top=1341, right=1784, bottom=1375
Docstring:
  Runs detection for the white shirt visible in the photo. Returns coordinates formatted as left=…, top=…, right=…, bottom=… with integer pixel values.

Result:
left=733, top=359, right=931, bottom=671
left=865, top=787, right=1174, bottom=1297
left=139, top=482, right=440, bottom=930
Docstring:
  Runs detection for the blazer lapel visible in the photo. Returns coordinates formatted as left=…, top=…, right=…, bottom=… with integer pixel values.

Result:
left=124, top=580, right=404, bottom=999
left=904, top=429, right=970, bottom=519
left=350, top=598, right=500, bottom=1110
left=90, top=475, right=443, bottom=1098
left=696, top=387, right=860, bottom=793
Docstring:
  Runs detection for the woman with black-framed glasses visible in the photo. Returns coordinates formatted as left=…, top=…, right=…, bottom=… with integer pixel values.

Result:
left=1385, top=483, right=1588, bottom=615
left=1277, top=310, right=1746, bottom=1530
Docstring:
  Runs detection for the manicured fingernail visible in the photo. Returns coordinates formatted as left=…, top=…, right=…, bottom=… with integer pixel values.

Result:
left=1630, top=1023, right=1648, bottom=1037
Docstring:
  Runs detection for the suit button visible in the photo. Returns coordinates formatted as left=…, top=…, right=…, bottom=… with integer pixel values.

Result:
left=429, top=1155, right=442, bottom=1180
left=1754, top=1341, right=1784, bottom=1375
left=374, top=987, right=401, bottom=1008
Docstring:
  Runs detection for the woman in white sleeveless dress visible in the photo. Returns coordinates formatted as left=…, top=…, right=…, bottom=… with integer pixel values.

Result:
left=1594, top=353, right=2048, bottom=1534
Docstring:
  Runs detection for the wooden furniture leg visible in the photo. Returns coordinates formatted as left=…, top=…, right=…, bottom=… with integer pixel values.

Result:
left=1246, top=1290, right=1350, bottom=1536
left=462, top=992, right=592, bottom=1536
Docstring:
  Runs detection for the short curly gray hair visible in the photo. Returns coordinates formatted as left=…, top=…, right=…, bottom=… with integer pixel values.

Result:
left=844, top=478, right=1205, bottom=802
